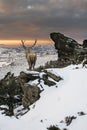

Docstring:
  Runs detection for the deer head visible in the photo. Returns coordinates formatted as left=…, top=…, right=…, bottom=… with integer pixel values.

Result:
left=21, top=39, right=37, bottom=50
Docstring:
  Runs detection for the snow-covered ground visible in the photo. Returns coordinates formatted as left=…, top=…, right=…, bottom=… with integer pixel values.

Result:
left=0, top=54, right=57, bottom=79
left=0, top=45, right=57, bottom=79
left=0, top=46, right=87, bottom=130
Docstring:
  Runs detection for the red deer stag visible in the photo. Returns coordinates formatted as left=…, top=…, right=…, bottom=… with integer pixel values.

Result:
left=21, top=40, right=37, bottom=70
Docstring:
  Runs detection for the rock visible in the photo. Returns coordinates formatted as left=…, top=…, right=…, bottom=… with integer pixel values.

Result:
left=0, top=71, right=41, bottom=116
left=78, top=111, right=86, bottom=116
left=65, top=116, right=77, bottom=126
left=0, top=69, right=62, bottom=117
left=50, top=32, right=87, bottom=65
left=42, top=74, right=56, bottom=86
left=19, top=71, right=39, bottom=83
left=19, top=76, right=41, bottom=109
left=50, top=32, right=79, bottom=60
left=44, top=70, right=62, bottom=82
left=83, top=40, right=87, bottom=48
left=22, top=84, right=40, bottom=108
left=47, top=125, right=61, bottom=130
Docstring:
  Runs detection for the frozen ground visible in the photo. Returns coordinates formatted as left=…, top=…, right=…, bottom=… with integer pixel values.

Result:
left=0, top=64, right=87, bottom=130
left=0, top=46, right=87, bottom=130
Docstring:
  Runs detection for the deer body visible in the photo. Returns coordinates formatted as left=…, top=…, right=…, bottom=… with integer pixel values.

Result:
left=21, top=40, right=37, bottom=70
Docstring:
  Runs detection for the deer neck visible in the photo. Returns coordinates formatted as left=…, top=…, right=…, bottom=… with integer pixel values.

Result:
left=25, top=48, right=30, bottom=58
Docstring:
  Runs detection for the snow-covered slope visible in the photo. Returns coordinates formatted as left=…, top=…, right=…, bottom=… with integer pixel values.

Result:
left=0, top=64, right=87, bottom=130
left=0, top=45, right=87, bottom=130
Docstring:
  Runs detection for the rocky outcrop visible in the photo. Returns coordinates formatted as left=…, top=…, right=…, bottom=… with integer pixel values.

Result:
left=22, top=84, right=40, bottom=109
left=0, top=71, right=41, bottom=117
left=19, top=73, right=41, bottom=109
left=0, top=70, right=62, bottom=117
left=18, top=71, right=41, bottom=109
left=44, top=70, right=62, bottom=82
left=42, top=74, right=56, bottom=86
left=50, top=32, right=87, bottom=65
left=50, top=32, right=79, bottom=59
left=83, top=40, right=87, bottom=48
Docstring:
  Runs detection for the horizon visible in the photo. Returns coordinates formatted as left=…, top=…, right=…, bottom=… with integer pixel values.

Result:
left=0, top=34, right=83, bottom=46
left=0, top=39, right=52, bottom=46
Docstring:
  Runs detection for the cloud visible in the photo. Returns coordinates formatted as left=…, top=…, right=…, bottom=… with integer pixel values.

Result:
left=0, top=0, right=87, bottom=43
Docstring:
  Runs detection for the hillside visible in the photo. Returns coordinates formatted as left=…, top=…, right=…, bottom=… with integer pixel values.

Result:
left=0, top=63, right=87, bottom=130
left=0, top=43, right=87, bottom=130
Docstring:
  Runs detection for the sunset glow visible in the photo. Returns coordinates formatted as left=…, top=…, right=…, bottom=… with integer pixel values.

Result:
left=0, top=40, right=51, bottom=46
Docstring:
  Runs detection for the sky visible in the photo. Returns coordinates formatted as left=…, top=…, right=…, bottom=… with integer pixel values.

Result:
left=0, top=0, right=87, bottom=45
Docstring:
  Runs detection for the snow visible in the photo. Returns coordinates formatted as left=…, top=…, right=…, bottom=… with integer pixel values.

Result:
left=0, top=53, right=57, bottom=79
left=0, top=61, right=11, bottom=67
left=0, top=46, right=87, bottom=130
left=0, top=63, right=87, bottom=130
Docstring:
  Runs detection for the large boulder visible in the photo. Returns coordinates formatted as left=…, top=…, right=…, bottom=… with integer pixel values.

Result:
left=22, top=84, right=40, bottom=109
left=50, top=32, right=87, bottom=65
left=18, top=71, right=41, bottom=109
left=50, top=32, right=79, bottom=60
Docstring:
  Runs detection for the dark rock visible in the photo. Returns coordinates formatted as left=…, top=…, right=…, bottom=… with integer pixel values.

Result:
left=42, top=74, right=56, bottom=86
left=44, top=70, right=62, bottom=82
left=50, top=32, right=87, bottom=65
left=65, top=116, right=77, bottom=126
left=19, top=76, right=41, bottom=109
left=50, top=32, right=79, bottom=60
left=0, top=71, right=41, bottom=117
left=40, top=120, right=43, bottom=123
left=83, top=40, right=87, bottom=48
left=19, top=71, right=39, bottom=83
left=47, top=125, right=61, bottom=130
left=78, top=111, right=86, bottom=116
left=22, top=84, right=40, bottom=108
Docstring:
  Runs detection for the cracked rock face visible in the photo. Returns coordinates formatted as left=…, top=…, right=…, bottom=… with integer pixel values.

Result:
left=50, top=32, right=79, bottom=60
left=50, top=32, right=87, bottom=65
left=18, top=71, right=41, bottom=109
left=21, top=83, right=41, bottom=109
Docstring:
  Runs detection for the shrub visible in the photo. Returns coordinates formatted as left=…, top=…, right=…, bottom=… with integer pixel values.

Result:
left=0, top=72, right=23, bottom=116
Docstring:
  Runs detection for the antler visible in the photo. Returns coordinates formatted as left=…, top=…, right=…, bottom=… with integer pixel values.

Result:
left=30, top=39, right=37, bottom=48
left=21, top=40, right=26, bottom=49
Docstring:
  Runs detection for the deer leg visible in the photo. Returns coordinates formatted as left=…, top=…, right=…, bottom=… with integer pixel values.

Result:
left=27, top=61, right=31, bottom=70
left=29, top=63, right=32, bottom=70
left=32, top=64, right=34, bottom=70
left=33, top=59, right=36, bottom=70
left=29, top=66, right=32, bottom=70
